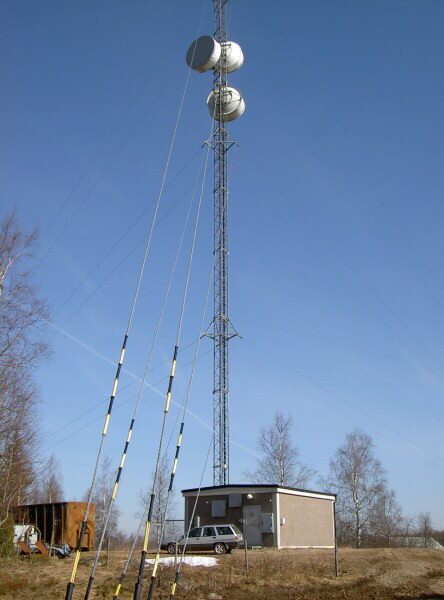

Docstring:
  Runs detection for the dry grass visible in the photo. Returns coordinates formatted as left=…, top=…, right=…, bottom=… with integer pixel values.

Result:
left=0, top=548, right=443, bottom=599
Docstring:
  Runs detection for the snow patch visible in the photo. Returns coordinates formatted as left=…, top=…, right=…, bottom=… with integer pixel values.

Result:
left=145, top=556, right=218, bottom=567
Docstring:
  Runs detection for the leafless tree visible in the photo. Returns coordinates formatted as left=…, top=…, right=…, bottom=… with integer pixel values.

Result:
left=88, top=456, right=121, bottom=545
left=326, top=429, right=387, bottom=548
left=139, top=453, right=177, bottom=547
left=432, top=528, right=444, bottom=547
left=0, top=212, right=50, bottom=526
left=32, top=454, right=64, bottom=503
left=0, top=212, right=36, bottom=301
left=367, top=488, right=404, bottom=547
left=397, top=515, right=418, bottom=547
left=0, top=212, right=49, bottom=370
left=417, top=512, right=433, bottom=548
left=244, top=411, right=315, bottom=487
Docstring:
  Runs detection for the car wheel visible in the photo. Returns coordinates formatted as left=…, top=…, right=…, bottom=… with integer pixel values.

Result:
left=167, top=543, right=177, bottom=555
left=213, top=542, right=227, bottom=555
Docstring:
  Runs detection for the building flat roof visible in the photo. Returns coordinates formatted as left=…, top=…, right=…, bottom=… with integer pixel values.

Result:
left=181, top=484, right=336, bottom=500
left=17, top=501, right=89, bottom=507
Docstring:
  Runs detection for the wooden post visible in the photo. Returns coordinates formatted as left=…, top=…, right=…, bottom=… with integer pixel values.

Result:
left=43, top=505, right=47, bottom=542
left=243, top=517, right=249, bottom=576
left=61, top=503, right=65, bottom=545
left=333, top=501, right=339, bottom=577
left=50, top=504, right=55, bottom=556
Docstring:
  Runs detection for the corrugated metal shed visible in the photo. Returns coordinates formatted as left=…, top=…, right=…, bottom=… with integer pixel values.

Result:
left=15, top=502, right=95, bottom=550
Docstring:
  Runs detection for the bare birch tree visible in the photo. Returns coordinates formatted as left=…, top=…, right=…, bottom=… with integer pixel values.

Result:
left=0, top=212, right=50, bottom=526
left=244, top=411, right=315, bottom=487
left=33, top=454, right=64, bottom=503
left=417, top=512, right=433, bottom=548
left=326, top=429, right=387, bottom=548
left=367, top=488, right=404, bottom=546
left=89, top=456, right=120, bottom=545
left=139, top=453, right=177, bottom=546
left=0, top=212, right=37, bottom=301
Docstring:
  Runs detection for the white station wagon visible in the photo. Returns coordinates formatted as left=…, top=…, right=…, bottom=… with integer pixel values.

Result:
left=165, top=524, right=243, bottom=555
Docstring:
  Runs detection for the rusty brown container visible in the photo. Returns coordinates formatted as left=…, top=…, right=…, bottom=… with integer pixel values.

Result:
left=15, top=502, right=95, bottom=550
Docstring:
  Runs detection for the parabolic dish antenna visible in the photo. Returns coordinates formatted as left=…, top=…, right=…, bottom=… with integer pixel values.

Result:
left=207, top=86, right=245, bottom=122
left=219, top=41, right=244, bottom=73
left=186, top=35, right=221, bottom=73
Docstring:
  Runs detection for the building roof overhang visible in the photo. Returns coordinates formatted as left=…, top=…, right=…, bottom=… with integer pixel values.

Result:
left=181, top=484, right=336, bottom=501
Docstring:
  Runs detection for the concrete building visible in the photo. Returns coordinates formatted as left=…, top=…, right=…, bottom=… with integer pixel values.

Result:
left=182, top=484, right=336, bottom=549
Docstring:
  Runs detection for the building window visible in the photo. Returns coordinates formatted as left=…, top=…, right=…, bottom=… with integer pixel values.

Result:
left=229, top=493, right=242, bottom=507
left=211, top=499, right=226, bottom=517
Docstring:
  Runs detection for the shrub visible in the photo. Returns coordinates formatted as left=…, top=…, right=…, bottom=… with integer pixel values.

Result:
left=0, top=516, right=15, bottom=557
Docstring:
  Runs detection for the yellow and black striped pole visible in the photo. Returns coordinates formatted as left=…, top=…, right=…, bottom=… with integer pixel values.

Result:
left=168, top=434, right=213, bottom=600
left=146, top=419, right=183, bottom=600
left=109, top=381, right=185, bottom=600
left=132, top=102, right=210, bottom=600
left=64, top=21, right=200, bottom=598
left=111, top=503, right=148, bottom=600
left=132, top=344, right=177, bottom=600
left=147, top=277, right=211, bottom=600
left=143, top=133, right=212, bottom=600
left=148, top=223, right=214, bottom=600
left=65, top=333, right=127, bottom=600
left=84, top=182, right=196, bottom=600
left=83, top=415, right=133, bottom=599
left=64, top=92, right=166, bottom=599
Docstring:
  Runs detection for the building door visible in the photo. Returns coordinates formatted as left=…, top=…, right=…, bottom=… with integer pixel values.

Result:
left=243, top=505, right=262, bottom=546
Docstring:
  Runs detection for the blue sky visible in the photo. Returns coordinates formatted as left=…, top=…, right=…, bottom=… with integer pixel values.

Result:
left=1, top=0, right=443, bottom=531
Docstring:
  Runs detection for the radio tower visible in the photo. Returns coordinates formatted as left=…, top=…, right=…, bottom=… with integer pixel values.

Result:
left=186, top=0, right=245, bottom=485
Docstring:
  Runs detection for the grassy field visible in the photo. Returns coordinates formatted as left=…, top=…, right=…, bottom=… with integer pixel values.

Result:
left=0, top=548, right=443, bottom=599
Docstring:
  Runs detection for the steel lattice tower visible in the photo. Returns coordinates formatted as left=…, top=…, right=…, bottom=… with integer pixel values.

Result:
left=208, top=0, right=238, bottom=485
left=187, top=1, right=244, bottom=486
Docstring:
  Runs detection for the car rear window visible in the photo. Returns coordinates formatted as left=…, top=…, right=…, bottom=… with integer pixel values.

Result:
left=216, top=526, right=233, bottom=535
left=231, top=525, right=242, bottom=535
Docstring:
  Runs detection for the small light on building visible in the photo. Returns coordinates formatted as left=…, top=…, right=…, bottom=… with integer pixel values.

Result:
left=246, top=493, right=253, bottom=500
